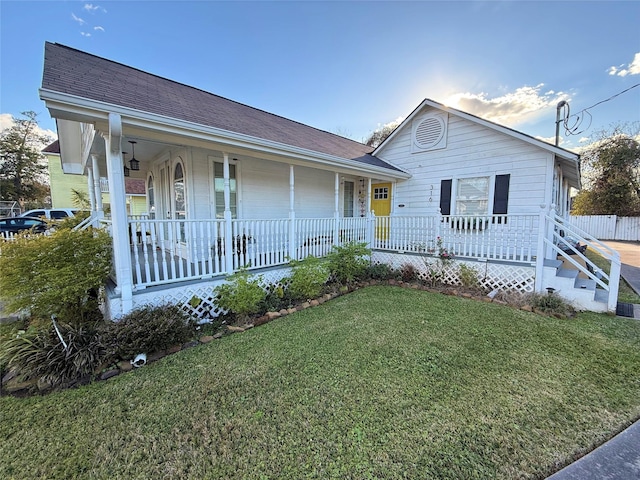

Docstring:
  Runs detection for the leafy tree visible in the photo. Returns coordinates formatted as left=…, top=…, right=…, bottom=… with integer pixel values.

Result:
left=0, top=111, right=51, bottom=208
left=364, top=120, right=400, bottom=148
left=572, top=125, right=640, bottom=216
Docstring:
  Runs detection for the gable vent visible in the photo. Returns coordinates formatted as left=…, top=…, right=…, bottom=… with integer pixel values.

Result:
left=412, top=113, right=448, bottom=152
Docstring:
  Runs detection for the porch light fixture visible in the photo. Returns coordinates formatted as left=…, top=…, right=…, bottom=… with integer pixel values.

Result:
left=122, top=151, right=130, bottom=177
left=128, top=140, right=140, bottom=171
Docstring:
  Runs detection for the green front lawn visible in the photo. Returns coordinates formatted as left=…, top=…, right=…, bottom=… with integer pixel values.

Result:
left=2, top=286, right=639, bottom=479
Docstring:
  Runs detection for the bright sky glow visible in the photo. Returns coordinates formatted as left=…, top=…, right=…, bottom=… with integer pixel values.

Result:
left=1, top=1, right=638, bottom=149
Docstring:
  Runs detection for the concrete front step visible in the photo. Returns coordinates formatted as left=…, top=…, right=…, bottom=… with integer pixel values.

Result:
left=542, top=258, right=609, bottom=312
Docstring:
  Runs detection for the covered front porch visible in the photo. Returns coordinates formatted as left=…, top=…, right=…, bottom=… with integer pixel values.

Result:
left=97, top=205, right=621, bottom=317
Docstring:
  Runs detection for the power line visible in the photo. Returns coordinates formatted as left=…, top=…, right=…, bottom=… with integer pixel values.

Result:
left=562, top=83, right=640, bottom=137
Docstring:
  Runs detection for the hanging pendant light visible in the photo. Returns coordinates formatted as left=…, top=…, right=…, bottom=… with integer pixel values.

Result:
left=128, top=140, right=140, bottom=171
left=123, top=151, right=130, bottom=177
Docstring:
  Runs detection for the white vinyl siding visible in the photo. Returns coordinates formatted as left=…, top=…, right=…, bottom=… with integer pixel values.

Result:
left=376, top=106, right=552, bottom=216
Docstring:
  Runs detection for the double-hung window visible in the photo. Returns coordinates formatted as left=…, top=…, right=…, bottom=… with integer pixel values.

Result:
left=214, top=162, right=237, bottom=219
left=455, top=177, right=489, bottom=215
left=440, top=174, right=510, bottom=216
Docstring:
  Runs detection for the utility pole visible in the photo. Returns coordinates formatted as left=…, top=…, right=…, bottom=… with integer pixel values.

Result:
left=555, top=100, right=568, bottom=146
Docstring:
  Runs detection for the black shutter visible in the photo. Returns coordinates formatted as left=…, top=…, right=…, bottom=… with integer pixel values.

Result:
left=440, top=179, right=452, bottom=215
left=493, top=174, right=510, bottom=215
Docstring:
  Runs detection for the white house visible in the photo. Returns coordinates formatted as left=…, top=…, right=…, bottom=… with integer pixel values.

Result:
left=39, top=42, right=620, bottom=317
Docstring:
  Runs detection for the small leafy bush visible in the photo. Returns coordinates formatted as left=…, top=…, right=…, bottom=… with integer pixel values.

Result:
left=526, top=292, right=574, bottom=316
left=260, top=282, right=291, bottom=312
left=105, top=305, right=197, bottom=360
left=325, top=242, right=371, bottom=285
left=0, top=321, right=107, bottom=389
left=288, top=256, right=330, bottom=301
left=400, top=263, right=418, bottom=282
left=366, top=262, right=396, bottom=280
left=0, top=226, right=112, bottom=323
left=214, top=270, right=266, bottom=321
left=458, top=263, right=481, bottom=290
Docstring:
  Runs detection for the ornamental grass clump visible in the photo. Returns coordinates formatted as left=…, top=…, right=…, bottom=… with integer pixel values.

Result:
left=1, top=320, right=107, bottom=390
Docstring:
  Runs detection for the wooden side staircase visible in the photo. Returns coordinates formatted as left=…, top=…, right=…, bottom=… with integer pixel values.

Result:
left=539, top=211, right=621, bottom=313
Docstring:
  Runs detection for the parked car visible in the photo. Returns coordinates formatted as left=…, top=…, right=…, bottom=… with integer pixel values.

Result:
left=20, top=208, right=78, bottom=220
left=0, top=216, right=48, bottom=235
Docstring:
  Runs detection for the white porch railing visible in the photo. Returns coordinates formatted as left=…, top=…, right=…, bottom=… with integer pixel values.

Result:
left=373, top=214, right=539, bottom=263
left=543, top=212, right=621, bottom=312
left=125, top=216, right=372, bottom=289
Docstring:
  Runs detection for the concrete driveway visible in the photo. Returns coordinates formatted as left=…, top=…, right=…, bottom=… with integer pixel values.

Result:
left=601, top=241, right=640, bottom=296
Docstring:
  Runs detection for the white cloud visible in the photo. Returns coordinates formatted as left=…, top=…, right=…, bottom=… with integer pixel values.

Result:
left=578, top=137, right=590, bottom=144
left=535, top=135, right=558, bottom=145
left=0, top=113, right=14, bottom=132
left=0, top=113, right=58, bottom=149
left=608, top=52, right=640, bottom=77
left=80, top=32, right=91, bottom=37
left=71, top=13, right=85, bottom=25
left=83, top=4, right=106, bottom=13
left=445, top=84, right=570, bottom=127
left=94, top=26, right=105, bottom=32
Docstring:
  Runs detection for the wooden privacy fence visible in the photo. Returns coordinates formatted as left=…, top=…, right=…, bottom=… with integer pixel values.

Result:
left=569, top=215, right=640, bottom=241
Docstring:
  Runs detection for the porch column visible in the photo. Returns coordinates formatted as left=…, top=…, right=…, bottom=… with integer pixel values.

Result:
left=534, top=204, right=547, bottom=292
left=222, top=153, right=234, bottom=273
left=545, top=204, right=557, bottom=259
left=103, top=113, right=133, bottom=315
left=91, top=154, right=104, bottom=219
left=288, top=165, right=296, bottom=259
left=366, top=177, right=374, bottom=249
left=334, top=173, right=340, bottom=245
left=86, top=164, right=96, bottom=213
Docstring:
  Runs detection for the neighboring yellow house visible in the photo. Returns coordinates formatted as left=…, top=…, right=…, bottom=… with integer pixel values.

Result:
left=44, top=140, right=147, bottom=214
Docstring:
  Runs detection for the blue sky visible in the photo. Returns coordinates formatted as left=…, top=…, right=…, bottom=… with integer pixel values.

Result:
left=1, top=0, right=638, bottom=149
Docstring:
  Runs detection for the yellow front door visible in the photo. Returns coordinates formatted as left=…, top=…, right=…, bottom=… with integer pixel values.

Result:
left=371, top=183, right=391, bottom=239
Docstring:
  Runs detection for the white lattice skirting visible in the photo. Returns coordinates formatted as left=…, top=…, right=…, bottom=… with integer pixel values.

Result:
left=105, top=267, right=292, bottom=321
left=371, top=251, right=536, bottom=294
left=105, top=254, right=535, bottom=321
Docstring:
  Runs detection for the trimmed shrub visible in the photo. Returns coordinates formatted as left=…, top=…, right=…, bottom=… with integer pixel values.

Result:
left=288, top=256, right=330, bottom=301
left=0, top=226, right=112, bottom=323
left=325, top=242, right=371, bottom=285
left=105, top=305, right=197, bottom=360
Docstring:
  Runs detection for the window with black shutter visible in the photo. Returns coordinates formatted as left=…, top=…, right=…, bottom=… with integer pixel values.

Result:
left=492, top=174, right=510, bottom=215
left=440, top=179, right=452, bottom=215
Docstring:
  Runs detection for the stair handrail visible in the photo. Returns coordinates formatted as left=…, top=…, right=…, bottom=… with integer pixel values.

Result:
left=72, top=213, right=98, bottom=231
left=545, top=213, right=621, bottom=312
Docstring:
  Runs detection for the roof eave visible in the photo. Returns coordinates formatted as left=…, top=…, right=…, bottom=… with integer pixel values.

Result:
left=373, top=98, right=581, bottom=163
left=40, top=88, right=410, bottom=180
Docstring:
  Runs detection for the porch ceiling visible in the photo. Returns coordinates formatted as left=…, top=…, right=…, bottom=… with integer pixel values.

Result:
left=54, top=115, right=409, bottom=182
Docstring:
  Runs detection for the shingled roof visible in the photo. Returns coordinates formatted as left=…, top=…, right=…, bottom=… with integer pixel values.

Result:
left=42, top=42, right=401, bottom=172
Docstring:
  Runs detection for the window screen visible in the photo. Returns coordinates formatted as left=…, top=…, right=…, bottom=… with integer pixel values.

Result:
left=455, top=177, right=489, bottom=216
left=214, top=162, right=237, bottom=219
